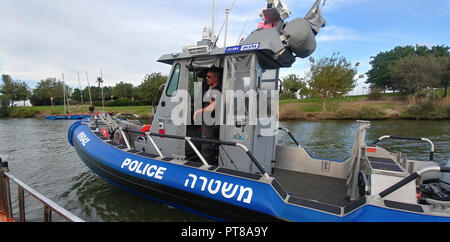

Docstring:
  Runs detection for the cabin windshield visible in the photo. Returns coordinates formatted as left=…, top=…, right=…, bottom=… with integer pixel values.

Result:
left=223, top=54, right=257, bottom=124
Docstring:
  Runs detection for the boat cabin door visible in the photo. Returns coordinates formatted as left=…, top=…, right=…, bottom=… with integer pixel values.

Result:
left=150, top=61, right=187, bottom=157
left=220, top=53, right=279, bottom=175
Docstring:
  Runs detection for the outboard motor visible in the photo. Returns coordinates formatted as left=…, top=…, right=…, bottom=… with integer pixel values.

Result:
left=440, top=159, right=450, bottom=192
left=418, top=158, right=450, bottom=205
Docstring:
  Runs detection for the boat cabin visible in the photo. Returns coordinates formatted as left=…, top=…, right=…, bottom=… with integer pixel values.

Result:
left=148, top=38, right=290, bottom=175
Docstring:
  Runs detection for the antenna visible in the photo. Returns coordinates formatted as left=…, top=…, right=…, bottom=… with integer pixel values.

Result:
left=223, top=0, right=236, bottom=47
left=212, top=0, right=215, bottom=39
left=236, top=0, right=256, bottom=45
left=213, top=0, right=237, bottom=48
left=224, top=8, right=230, bottom=47
left=236, top=15, right=250, bottom=45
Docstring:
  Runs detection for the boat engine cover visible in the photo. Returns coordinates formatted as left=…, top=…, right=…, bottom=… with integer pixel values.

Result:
left=440, top=159, right=450, bottom=191
left=281, top=18, right=317, bottom=58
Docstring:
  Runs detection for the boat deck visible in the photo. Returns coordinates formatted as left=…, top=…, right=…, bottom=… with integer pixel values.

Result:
left=272, top=168, right=352, bottom=207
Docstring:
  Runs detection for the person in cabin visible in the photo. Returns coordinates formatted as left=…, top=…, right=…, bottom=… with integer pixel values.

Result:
left=193, top=68, right=222, bottom=166
left=89, top=105, right=95, bottom=117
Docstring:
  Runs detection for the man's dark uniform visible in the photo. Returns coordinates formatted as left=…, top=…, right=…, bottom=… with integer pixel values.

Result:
left=201, top=85, right=221, bottom=166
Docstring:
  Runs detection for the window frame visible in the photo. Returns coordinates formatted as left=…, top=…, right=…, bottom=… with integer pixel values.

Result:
left=165, top=63, right=181, bottom=97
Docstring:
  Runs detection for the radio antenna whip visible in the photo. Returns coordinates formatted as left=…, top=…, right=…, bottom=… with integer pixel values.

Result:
left=236, top=0, right=257, bottom=45
left=236, top=14, right=249, bottom=45
left=212, top=0, right=215, bottom=40
left=213, top=0, right=237, bottom=48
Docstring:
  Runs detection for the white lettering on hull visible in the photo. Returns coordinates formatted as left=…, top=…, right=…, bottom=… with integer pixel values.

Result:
left=184, top=174, right=253, bottom=204
left=77, top=132, right=90, bottom=146
left=121, top=158, right=167, bottom=180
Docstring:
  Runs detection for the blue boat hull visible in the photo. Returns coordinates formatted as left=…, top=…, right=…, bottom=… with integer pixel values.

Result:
left=68, top=120, right=450, bottom=222
left=45, top=115, right=89, bottom=120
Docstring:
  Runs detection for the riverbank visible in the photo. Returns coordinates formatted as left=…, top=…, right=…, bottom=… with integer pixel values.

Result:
left=3, top=105, right=154, bottom=119
left=279, top=94, right=450, bottom=120
left=2, top=94, right=449, bottom=120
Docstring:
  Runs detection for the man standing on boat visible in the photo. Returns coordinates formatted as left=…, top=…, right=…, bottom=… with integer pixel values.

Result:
left=193, top=68, right=222, bottom=166
left=89, top=105, right=95, bottom=118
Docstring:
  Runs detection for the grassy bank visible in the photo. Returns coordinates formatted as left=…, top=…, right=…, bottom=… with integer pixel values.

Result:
left=5, top=105, right=153, bottom=119
left=279, top=94, right=450, bottom=120
left=3, top=94, right=449, bottom=120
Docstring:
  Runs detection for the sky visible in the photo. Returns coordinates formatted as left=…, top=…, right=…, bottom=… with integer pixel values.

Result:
left=1, top=0, right=449, bottom=95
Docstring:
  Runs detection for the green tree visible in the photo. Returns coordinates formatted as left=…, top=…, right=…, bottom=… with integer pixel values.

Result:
left=366, top=46, right=416, bottom=91
left=84, top=86, right=113, bottom=102
left=0, top=75, right=31, bottom=106
left=437, top=56, right=450, bottom=97
left=281, top=74, right=308, bottom=99
left=16, top=81, right=31, bottom=105
left=30, top=78, right=71, bottom=106
left=388, top=55, right=442, bottom=94
left=0, top=74, right=17, bottom=106
left=71, top=88, right=83, bottom=102
left=306, top=53, right=361, bottom=112
left=430, top=45, right=450, bottom=57
left=136, top=73, right=168, bottom=104
left=0, top=94, right=9, bottom=117
left=112, top=82, right=135, bottom=99
left=366, top=45, right=450, bottom=91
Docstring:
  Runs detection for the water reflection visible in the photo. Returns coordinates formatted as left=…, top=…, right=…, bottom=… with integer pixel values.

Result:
left=279, top=120, right=450, bottom=164
left=278, top=120, right=357, bottom=160
left=0, top=118, right=206, bottom=222
left=66, top=171, right=208, bottom=222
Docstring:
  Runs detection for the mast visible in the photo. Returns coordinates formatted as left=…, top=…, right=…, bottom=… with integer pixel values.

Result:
left=62, top=77, right=66, bottom=115
left=64, top=73, right=71, bottom=114
left=99, top=68, right=105, bottom=112
left=85, top=70, right=93, bottom=106
left=62, top=73, right=69, bottom=115
left=77, top=73, right=84, bottom=107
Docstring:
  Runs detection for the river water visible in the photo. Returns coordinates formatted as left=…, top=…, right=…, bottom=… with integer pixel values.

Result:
left=0, top=118, right=448, bottom=222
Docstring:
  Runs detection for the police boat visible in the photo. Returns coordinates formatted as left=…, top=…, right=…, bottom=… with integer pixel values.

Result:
left=68, top=0, right=450, bottom=221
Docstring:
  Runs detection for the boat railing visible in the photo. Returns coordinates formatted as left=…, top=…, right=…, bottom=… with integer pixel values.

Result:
left=378, top=166, right=450, bottom=199
left=144, top=132, right=165, bottom=158
left=278, top=127, right=301, bottom=147
left=0, top=159, right=84, bottom=222
left=123, top=129, right=269, bottom=178
left=149, top=132, right=270, bottom=178
left=119, top=127, right=133, bottom=150
left=372, top=135, right=435, bottom=161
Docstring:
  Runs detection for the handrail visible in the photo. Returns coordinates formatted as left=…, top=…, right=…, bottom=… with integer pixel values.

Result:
left=185, top=137, right=209, bottom=166
left=148, top=132, right=269, bottom=178
left=379, top=166, right=450, bottom=199
left=278, top=127, right=300, bottom=147
left=119, top=127, right=132, bottom=150
left=114, top=113, right=144, bottom=125
left=0, top=160, right=84, bottom=222
left=372, top=135, right=435, bottom=161
left=145, top=132, right=164, bottom=158
left=118, top=129, right=269, bottom=177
